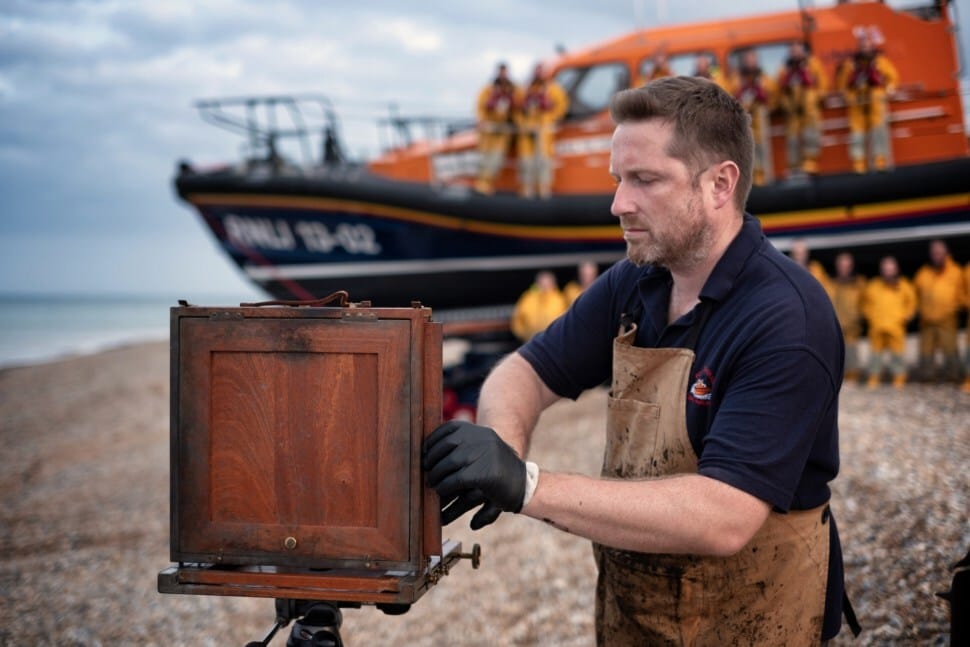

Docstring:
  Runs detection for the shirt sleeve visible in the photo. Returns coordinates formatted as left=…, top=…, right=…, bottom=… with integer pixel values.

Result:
left=518, top=262, right=634, bottom=398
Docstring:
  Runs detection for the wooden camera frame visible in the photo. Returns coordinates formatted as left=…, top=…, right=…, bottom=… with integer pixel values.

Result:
left=158, top=297, right=468, bottom=606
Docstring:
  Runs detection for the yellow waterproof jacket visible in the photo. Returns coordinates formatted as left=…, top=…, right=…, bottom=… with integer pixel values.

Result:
left=776, top=55, right=828, bottom=113
left=832, top=276, right=866, bottom=332
left=730, top=70, right=775, bottom=132
left=862, top=277, right=916, bottom=332
left=514, top=81, right=568, bottom=131
left=966, top=263, right=970, bottom=306
left=477, top=81, right=517, bottom=127
left=914, top=257, right=967, bottom=324
left=705, top=70, right=730, bottom=92
left=511, top=287, right=568, bottom=341
left=808, top=260, right=834, bottom=299
left=563, top=281, right=585, bottom=305
left=838, top=53, right=899, bottom=102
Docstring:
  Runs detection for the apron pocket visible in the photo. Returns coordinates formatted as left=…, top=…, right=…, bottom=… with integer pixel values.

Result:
left=605, top=396, right=661, bottom=479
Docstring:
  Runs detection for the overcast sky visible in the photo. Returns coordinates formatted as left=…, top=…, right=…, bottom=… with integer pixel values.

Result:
left=1, top=1, right=968, bottom=299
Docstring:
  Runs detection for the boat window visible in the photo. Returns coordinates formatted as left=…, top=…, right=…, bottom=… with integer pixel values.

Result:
left=555, top=63, right=630, bottom=120
left=643, top=51, right=720, bottom=77
left=727, top=42, right=791, bottom=78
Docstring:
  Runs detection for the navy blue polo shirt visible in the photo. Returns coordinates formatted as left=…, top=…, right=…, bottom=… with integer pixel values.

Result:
left=519, top=213, right=847, bottom=637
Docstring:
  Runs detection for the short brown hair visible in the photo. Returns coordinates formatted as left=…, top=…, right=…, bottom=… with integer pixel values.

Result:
left=609, top=76, right=754, bottom=211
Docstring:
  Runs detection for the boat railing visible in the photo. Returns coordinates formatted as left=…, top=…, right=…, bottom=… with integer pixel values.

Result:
left=375, top=104, right=475, bottom=153
left=194, top=94, right=347, bottom=172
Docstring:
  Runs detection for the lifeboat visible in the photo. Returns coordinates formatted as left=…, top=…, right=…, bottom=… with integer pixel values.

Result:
left=175, top=0, right=969, bottom=311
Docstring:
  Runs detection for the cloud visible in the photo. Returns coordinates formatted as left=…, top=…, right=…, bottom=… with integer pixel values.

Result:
left=0, top=0, right=967, bottom=297
left=374, top=18, right=443, bottom=53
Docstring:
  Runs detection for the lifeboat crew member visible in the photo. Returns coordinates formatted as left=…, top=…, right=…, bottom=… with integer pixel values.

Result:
left=912, top=239, right=967, bottom=382
left=510, top=270, right=568, bottom=342
left=474, top=62, right=518, bottom=194
left=692, top=53, right=729, bottom=91
left=514, top=63, right=569, bottom=199
left=837, top=27, right=899, bottom=173
left=862, top=255, right=916, bottom=388
left=964, top=261, right=970, bottom=393
left=424, top=76, right=859, bottom=645
left=732, top=49, right=775, bottom=185
left=831, top=251, right=867, bottom=383
left=776, top=41, right=828, bottom=176
left=563, top=261, right=599, bottom=305
left=635, top=50, right=673, bottom=87
left=790, top=239, right=834, bottom=298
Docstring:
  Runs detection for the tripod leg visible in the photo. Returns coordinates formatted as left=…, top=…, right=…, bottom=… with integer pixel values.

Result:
left=245, top=618, right=286, bottom=647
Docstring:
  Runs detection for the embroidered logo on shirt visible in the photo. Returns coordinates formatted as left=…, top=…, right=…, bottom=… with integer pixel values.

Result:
left=688, top=367, right=714, bottom=406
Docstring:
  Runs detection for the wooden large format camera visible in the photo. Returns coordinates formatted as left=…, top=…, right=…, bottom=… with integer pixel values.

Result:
left=158, top=295, right=471, bottom=608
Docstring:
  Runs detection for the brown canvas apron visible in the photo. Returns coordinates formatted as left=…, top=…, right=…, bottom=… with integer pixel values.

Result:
left=594, top=320, right=830, bottom=646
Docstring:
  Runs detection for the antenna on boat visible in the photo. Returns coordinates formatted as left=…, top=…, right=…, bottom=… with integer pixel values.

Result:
left=797, top=0, right=816, bottom=46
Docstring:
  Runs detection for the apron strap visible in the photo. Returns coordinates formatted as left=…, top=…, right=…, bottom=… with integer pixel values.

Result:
left=843, top=590, right=862, bottom=637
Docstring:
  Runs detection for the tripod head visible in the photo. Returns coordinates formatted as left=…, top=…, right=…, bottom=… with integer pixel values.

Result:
left=285, top=602, right=343, bottom=647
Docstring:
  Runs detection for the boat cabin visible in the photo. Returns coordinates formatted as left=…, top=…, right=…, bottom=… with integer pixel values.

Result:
left=370, top=0, right=967, bottom=195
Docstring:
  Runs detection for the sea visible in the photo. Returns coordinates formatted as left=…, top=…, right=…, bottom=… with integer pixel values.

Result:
left=0, top=293, right=259, bottom=369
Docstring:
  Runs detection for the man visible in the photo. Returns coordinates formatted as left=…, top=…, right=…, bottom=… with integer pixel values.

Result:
left=731, top=49, right=775, bottom=185
left=636, top=50, right=673, bottom=87
left=776, top=42, right=828, bottom=176
left=563, top=261, right=599, bottom=305
left=964, top=261, right=970, bottom=393
left=790, top=238, right=834, bottom=297
left=514, top=63, right=569, bottom=199
left=912, top=239, right=966, bottom=382
left=837, top=27, right=899, bottom=173
left=474, top=62, right=517, bottom=194
left=861, top=255, right=916, bottom=388
left=831, top=251, right=867, bottom=383
left=692, top=53, right=728, bottom=91
left=510, top=270, right=568, bottom=342
left=425, top=77, right=855, bottom=644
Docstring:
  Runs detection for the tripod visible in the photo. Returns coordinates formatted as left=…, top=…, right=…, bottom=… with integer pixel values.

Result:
left=246, top=598, right=412, bottom=646
left=245, top=599, right=345, bottom=647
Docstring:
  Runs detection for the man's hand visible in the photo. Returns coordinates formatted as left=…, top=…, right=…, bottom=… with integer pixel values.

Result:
left=422, top=420, right=527, bottom=530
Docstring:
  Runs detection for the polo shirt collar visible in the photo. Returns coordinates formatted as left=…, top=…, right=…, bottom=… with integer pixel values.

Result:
left=699, top=212, right=763, bottom=304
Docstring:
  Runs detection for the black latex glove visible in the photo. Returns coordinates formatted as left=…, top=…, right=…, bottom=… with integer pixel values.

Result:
left=422, top=420, right=527, bottom=530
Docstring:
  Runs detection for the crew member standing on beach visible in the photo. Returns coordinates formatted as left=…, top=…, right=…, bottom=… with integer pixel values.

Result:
left=831, top=251, right=867, bottom=383
left=861, top=255, right=916, bottom=389
left=964, top=260, right=970, bottom=393
left=425, top=77, right=857, bottom=644
left=912, top=239, right=966, bottom=382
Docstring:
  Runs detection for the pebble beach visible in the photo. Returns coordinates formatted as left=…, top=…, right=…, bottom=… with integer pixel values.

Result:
left=0, top=340, right=967, bottom=646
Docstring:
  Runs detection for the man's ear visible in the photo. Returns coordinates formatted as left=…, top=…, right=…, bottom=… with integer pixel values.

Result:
left=710, top=161, right=740, bottom=210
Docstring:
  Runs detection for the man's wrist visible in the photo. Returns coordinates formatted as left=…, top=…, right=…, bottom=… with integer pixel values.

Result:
left=521, top=461, right=540, bottom=509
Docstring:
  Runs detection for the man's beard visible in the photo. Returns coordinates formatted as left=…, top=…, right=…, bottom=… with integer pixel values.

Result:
left=626, top=197, right=714, bottom=271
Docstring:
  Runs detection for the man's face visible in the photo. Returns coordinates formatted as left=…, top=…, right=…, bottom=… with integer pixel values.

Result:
left=835, top=253, right=853, bottom=278
left=880, top=257, right=898, bottom=280
left=929, top=241, right=947, bottom=268
left=790, top=241, right=809, bottom=267
left=609, top=119, right=713, bottom=271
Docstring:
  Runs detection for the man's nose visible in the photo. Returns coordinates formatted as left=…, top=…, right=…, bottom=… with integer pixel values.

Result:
left=610, top=182, right=631, bottom=218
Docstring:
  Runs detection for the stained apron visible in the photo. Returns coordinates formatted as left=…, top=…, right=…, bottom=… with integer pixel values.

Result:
left=593, top=320, right=830, bottom=646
